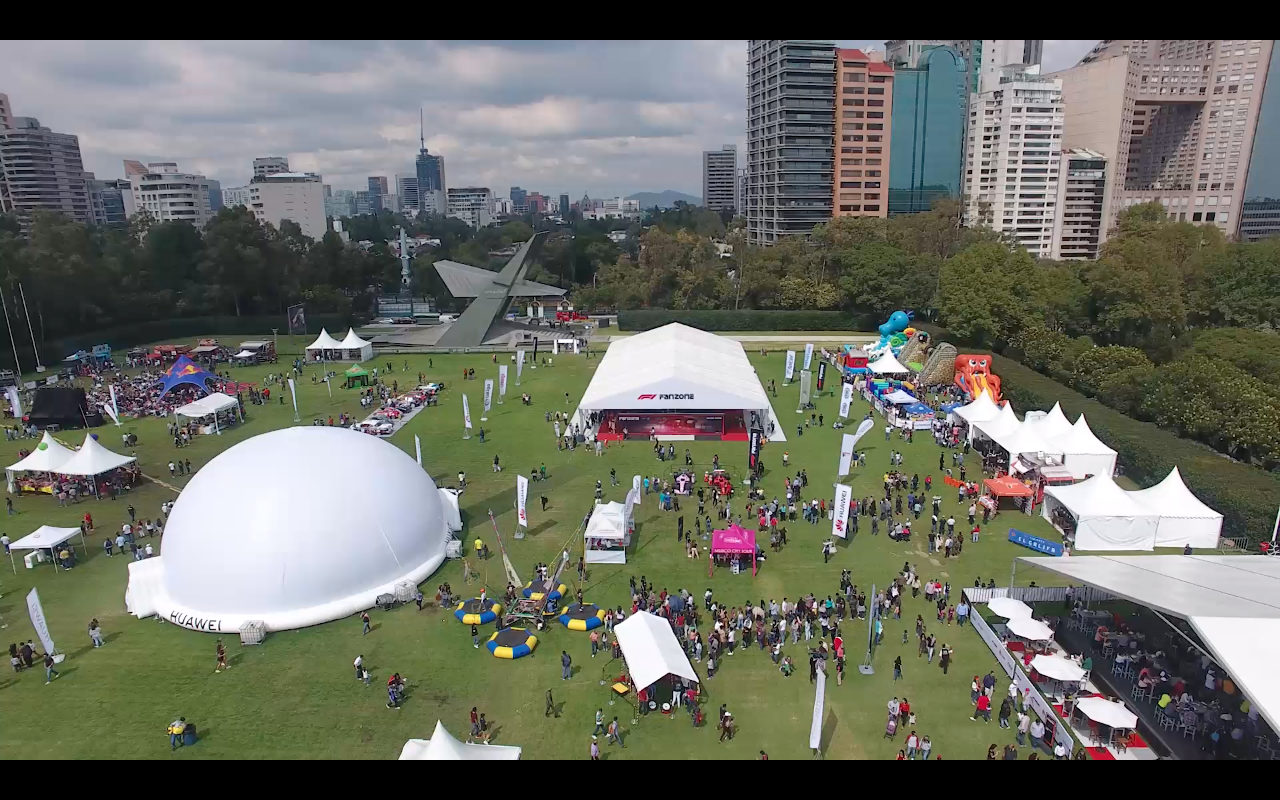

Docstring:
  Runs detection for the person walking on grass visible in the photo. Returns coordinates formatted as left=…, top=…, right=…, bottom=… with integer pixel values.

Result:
left=607, top=716, right=624, bottom=747
left=972, top=693, right=991, bottom=723
left=215, top=639, right=229, bottom=673
left=361, top=611, right=371, bottom=636
left=43, top=652, right=59, bottom=684
left=545, top=689, right=556, bottom=718
left=590, top=736, right=600, bottom=760
left=472, top=623, right=480, bottom=649
left=561, top=650, right=572, bottom=680
left=88, top=619, right=104, bottom=648
left=594, top=708, right=606, bottom=736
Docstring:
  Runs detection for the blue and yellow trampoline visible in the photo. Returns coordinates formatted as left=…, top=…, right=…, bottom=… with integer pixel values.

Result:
left=487, top=627, right=537, bottom=659
left=559, top=603, right=606, bottom=631
left=454, top=598, right=503, bottom=625
left=522, top=578, right=567, bottom=603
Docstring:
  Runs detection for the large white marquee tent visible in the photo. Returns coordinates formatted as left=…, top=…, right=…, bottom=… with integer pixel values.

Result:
left=613, top=609, right=700, bottom=693
left=125, top=427, right=450, bottom=633
left=400, top=720, right=522, bottom=760
left=339, top=329, right=374, bottom=362
left=1048, top=415, right=1117, bottom=480
left=1127, top=467, right=1224, bottom=547
left=305, top=328, right=344, bottom=361
left=1041, top=469, right=1222, bottom=551
left=573, top=323, right=783, bottom=441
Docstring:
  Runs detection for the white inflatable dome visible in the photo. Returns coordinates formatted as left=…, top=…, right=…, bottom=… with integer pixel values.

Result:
left=130, top=427, right=448, bottom=633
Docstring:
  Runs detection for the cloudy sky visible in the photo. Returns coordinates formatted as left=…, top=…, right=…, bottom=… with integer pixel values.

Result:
left=0, top=40, right=1098, bottom=199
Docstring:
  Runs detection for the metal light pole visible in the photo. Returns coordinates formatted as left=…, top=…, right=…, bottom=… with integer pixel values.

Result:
left=0, top=286, right=22, bottom=377
left=18, top=284, right=42, bottom=372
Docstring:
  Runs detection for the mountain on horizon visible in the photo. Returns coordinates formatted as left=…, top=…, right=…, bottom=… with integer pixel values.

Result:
left=625, top=190, right=702, bottom=209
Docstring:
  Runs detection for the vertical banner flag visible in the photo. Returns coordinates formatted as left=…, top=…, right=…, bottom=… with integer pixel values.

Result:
left=784, top=350, right=796, bottom=383
left=810, top=668, right=826, bottom=751
left=817, top=361, right=827, bottom=392
left=287, top=378, right=299, bottom=420
left=415, top=434, right=423, bottom=466
left=26, top=588, right=57, bottom=656
left=632, top=474, right=642, bottom=506
left=287, top=303, right=306, bottom=335
left=462, top=394, right=473, bottom=429
left=516, top=350, right=525, bottom=384
left=5, top=385, right=21, bottom=418
left=798, top=371, right=812, bottom=408
left=482, top=379, right=493, bottom=419
left=748, top=428, right=763, bottom=473
left=839, top=382, right=854, bottom=418
left=803, top=342, right=814, bottom=371
left=516, top=474, right=529, bottom=528
left=498, top=365, right=508, bottom=402
left=832, top=483, right=852, bottom=540
left=109, top=384, right=122, bottom=426
left=532, top=338, right=540, bottom=368
left=838, top=433, right=857, bottom=477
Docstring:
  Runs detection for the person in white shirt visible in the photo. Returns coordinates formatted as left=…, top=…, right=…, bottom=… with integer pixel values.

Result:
left=144, top=543, right=154, bottom=558
left=1030, top=718, right=1046, bottom=751
left=353, top=654, right=363, bottom=679
left=1053, top=740, right=1069, bottom=759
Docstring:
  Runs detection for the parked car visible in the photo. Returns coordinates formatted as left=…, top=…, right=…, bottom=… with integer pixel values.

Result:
left=354, top=420, right=393, bottom=436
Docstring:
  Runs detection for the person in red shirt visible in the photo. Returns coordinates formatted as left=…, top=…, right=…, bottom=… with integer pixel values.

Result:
left=898, top=698, right=911, bottom=725
left=896, top=750, right=906, bottom=760
left=972, top=693, right=992, bottom=722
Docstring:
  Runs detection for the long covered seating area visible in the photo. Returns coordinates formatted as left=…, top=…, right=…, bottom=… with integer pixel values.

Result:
left=1018, top=554, right=1280, bottom=760
left=6, top=431, right=139, bottom=497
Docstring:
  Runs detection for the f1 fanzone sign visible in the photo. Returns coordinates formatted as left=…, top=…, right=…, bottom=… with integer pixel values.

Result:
left=637, top=393, right=695, bottom=401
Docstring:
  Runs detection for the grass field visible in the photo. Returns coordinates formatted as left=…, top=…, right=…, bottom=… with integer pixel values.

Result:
left=1, top=343, right=1091, bottom=760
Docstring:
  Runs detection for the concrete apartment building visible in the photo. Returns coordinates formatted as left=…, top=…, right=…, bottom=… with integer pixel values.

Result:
left=249, top=172, right=327, bottom=239
left=746, top=40, right=837, bottom=245
left=253, top=156, right=290, bottom=179
left=1051, top=149, right=1108, bottom=259
left=0, top=92, right=13, bottom=130
left=222, top=185, right=251, bottom=208
left=1051, top=39, right=1274, bottom=240
left=0, top=115, right=92, bottom=223
left=446, top=187, right=493, bottom=229
left=124, top=161, right=217, bottom=228
left=834, top=48, right=893, bottom=217
left=963, top=66, right=1065, bottom=258
left=703, top=144, right=738, bottom=213
left=397, top=175, right=419, bottom=212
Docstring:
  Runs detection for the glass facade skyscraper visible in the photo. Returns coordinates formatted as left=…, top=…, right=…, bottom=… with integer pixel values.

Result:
left=887, top=46, right=967, bottom=215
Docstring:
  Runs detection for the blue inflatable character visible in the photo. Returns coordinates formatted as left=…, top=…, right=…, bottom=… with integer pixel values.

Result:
left=873, top=310, right=914, bottom=354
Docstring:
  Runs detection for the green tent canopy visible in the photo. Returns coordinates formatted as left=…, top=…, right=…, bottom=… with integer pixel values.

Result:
left=345, top=364, right=370, bottom=388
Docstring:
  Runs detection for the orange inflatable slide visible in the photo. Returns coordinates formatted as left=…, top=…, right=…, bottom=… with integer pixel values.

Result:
left=954, top=354, right=1002, bottom=403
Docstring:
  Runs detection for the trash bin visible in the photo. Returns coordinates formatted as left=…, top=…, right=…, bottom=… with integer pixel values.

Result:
left=182, top=724, right=198, bottom=747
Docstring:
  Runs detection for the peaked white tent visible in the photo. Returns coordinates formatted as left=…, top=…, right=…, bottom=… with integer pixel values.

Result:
left=954, top=391, right=1000, bottom=425
left=339, top=328, right=374, bottom=362
left=885, top=389, right=917, bottom=404
left=585, top=501, right=633, bottom=564
left=970, top=401, right=1020, bottom=443
left=613, top=610, right=700, bottom=692
left=868, top=352, right=910, bottom=374
left=1025, top=402, right=1073, bottom=440
left=988, top=420, right=1064, bottom=463
left=399, top=720, right=522, bottom=760
left=1042, top=473, right=1159, bottom=551
left=1129, top=467, right=1223, bottom=548
left=6, top=431, right=76, bottom=492
left=1048, top=414, right=1117, bottom=479
left=57, top=433, right=137, bottom=477
left=305, top=328, right=344, bottom=361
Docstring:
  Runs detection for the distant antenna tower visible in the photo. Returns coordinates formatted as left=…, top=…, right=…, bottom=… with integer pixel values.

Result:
left=420, top=108, right=425, bottom=151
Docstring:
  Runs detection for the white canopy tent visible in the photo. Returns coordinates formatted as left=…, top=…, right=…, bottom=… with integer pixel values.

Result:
left=573, top=323, right=782, bottom=441
left=6, top=431, right=76, bottom=492
left=969, top=401, right=1020, bottom=444
left=57, top=433, right=137, bottom=477
left=1076, top=696, right=1138, bottom=729
left=987, top=596, right=1033, bottom=619
left=1029, top=653, right=1087, bottom=683
left=867, top=353, right=910, bottom=374
left=339, top=329, right=374, bottom=362
left=1004, top=615, right=1055, bottom=641
left=1024, top=402, right=1073, bottom=440
left=174, top=392, right=240, bottom=421
left=953, top=391, right=1001, bottom=425
left=399, top=720, right=521, bottom=760
left=884, top=389, right=917, bottom=404
left=613, top=610, right=700, bottom=693
left=584, top=501, right=632, bottom=564
left=1048, top=415, right=1117, bottom=479
left=1128, top=467, right=1223, bottom=548
left=7, top=525, right=86, bottom=573
left=232, top=349, right=258, bottom=360
left=1042, top=473, right=1159, bottom=551
left=305, top=328, right=345, bottom=361
left=986, top=420, right=1064, bottom=464
left=1018, top=554, right=1280, bottom=735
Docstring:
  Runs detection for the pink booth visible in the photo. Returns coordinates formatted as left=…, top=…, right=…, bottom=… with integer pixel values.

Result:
left=709, top=524, right=757, bottom=577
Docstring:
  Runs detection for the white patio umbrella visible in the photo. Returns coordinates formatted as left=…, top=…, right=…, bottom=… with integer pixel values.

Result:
left=1005, top=615, right=1055, bottom=642
left=1029, top=653, right=1086, bottom=682
left=1076, top=696, right=1138, bottom=729
left=988, top=597, right=1033, bottom=619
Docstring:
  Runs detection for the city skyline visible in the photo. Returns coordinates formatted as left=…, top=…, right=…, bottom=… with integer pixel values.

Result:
left=0, top=40, right=1101, bottom=199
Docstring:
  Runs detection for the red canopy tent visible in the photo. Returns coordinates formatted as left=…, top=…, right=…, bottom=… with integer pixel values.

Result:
left=984, top=475, right=1034, bottom=498
left=709, top=524, right=756, bottom=576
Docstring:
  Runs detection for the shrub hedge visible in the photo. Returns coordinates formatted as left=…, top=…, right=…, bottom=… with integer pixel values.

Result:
left=991, top=352, right=1279, bottom=546
left=617, top=309, right=879, bottom=332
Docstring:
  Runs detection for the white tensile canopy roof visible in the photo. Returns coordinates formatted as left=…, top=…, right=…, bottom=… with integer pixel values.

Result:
left=868, top=352, right=910, bottom=374
left=1049, top=414, right=1118, bottom=479
left=614, top=609, right=700, bottom=692
left=1128, top=467, right=1223, bottom=548
left=124, top=427, right=449, bottom=632
left=987, top=419, right=1064, bottom=460
left=306, top=328, right=344, bottom=351
left=233, top=350, right=257, bottom=359
left=339, top=328, right=372, bottom=349
left=1025, top=402, right=1074, bottom=440
left=399, top=720, right=522, bottom=760
left=577, top=323, right=769, bottom=412
left=586, top=501, right=631, bottom=540
left=174, top=392, right=239, bottom=419
left=1018, top=554, right=1280, bottom=733
left=954, top=391, right=1000, bottom=424
left=1076, top=696, right=1138, bottom=729
left=1029, top=653, right=1087, bottom=682
left=970, top=401, right=1020, bottom=442
left=7, top=431, right=75, bottom=473
left=58, top=434, right=137, bottom=477
left=1042, top=473, right=1159, bottom=551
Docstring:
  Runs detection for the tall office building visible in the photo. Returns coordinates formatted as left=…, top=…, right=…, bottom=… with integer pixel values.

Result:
left=206, top=179, right=223, bottom=212
left=325, top=189, right=356, bottom=219
left=447, top=187, right=493, bottom=228
left=0, top=92, right=12, bottom=130
left=0, top=116, right=92, bottom=223
left=746, top=40, right=837, bottom=245
left=1240, top=51, right=1280, bottom=241
left=703, top=144, right=738, bottom=212
left=253, top=156, right=290, bottom=179
left=124, top=162, right=216, bottom=228
left=888, top=40, right=1043, bottom=95
left=559, top=193, right=570, bottom=218
left=397, top=174, right=420, bottom=212
left=527, top=192, right=545, bottom=214
left=249, top=171, right=327, bottom=239
left=510, top=186, right=527, bottom=213
left=1052, top=149, right=1108, bottom=259
left=415, top=109, right=446, bottom=215
left=367, top=176, right=388, bottom=213
left=888, top=46, right=968, bottom=215
left=87, top=177, right=129, bottom=226
left=963, top=67, right=1064, bottom=257
left=1052, top=39, right=1274, bottom=241
left=834, top=50, right=893, bottom=217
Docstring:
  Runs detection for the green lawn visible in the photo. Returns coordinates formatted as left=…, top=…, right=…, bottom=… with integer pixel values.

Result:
left=1, top=346, right=1080, bottom=760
